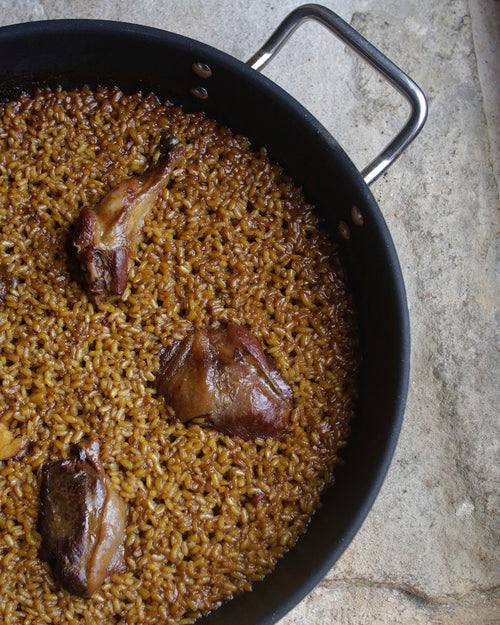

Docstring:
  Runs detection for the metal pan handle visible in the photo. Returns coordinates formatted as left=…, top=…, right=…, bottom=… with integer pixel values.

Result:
left=247, top=3, right=428, bottom=186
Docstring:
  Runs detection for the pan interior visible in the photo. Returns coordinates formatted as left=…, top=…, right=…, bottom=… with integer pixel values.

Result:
left=0, top=19, right=409, bottom=625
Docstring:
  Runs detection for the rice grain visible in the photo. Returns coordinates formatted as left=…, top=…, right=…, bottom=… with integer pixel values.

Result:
left=0, top=87, right=358, bottom=625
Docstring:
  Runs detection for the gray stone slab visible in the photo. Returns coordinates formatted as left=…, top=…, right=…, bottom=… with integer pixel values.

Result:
left=470, top=0, right=500, bottom=192
left=0, top=1, right=498, bottom=624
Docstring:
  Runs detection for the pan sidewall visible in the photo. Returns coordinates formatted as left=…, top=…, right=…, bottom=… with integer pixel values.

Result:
left=0, top=19, right=410, bottom=625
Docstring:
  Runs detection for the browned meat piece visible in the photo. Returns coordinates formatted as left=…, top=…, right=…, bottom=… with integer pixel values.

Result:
left=0, top=422, right=30, bottom=460
left=38, top=439, right=127, bottom=597
left=70, top=136, right=186, bottom=303
left=155, top=322, right=293, bottom=440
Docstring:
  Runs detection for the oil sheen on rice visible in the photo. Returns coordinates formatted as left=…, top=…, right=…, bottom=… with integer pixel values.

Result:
left=0, top=87, right=358, bottom=625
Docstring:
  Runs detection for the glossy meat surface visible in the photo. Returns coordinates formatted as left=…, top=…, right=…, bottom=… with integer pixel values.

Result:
left=155, top=322, right=293, bottom=439
left=38, top=439, right=127, bottom=597
left=70, top=137, right=186, bottom=303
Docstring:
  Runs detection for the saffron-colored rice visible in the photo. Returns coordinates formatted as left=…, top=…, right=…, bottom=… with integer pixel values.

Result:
left=0, top=87, right=358, bottom=625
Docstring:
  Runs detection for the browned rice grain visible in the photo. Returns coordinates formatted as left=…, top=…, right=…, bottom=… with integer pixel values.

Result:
left=0, top=87, right=358, bottom=625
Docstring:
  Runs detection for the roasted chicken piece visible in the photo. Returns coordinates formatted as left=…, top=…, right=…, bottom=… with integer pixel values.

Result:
left=155, top=322, right=293, bottom=440
left=70, top=136, right=186, bottom=303
left=38, top=439, right=127, bottom=597
left=0, top=422, right=30, bottom=461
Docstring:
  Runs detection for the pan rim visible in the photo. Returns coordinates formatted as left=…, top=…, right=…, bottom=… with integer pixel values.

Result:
left=0, top=17, right=410, bottom=625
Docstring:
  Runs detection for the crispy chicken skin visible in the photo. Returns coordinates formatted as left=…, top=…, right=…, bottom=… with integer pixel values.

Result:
left=38, top=439, right=127, bottom=597
left=70, top=137, right=186, bottom=304
left=155, top=322, right=293, bottom=440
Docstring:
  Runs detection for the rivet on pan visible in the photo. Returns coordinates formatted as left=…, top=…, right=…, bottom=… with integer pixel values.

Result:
left=337, top=220, right=351, bottom=240
left=192, top=62, right=213, bottom=79
left=351, top=204, right=364, bottom=226
left=190, top=86, right=209, bottom=100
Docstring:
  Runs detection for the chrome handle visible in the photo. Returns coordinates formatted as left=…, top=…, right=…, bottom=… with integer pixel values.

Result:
left=247, top=3, right=427, bottom=185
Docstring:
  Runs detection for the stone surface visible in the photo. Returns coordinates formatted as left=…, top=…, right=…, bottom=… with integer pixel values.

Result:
left=470, top=0, right=500, bottom=192
left=0, top=1, right=498, bottom=624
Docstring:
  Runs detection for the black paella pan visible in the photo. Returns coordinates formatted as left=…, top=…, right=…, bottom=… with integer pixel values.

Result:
left=0, top=4, right=427, bottom=624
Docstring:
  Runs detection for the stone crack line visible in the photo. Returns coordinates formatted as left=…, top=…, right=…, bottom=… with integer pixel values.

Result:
left=317, top=578, right=500, bottom=605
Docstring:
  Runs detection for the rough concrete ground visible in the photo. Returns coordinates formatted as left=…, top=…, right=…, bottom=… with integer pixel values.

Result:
left=0, top=1, right=498, bottom=624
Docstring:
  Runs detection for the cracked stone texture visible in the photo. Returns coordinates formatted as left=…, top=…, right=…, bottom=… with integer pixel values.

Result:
left=0, top=0, right=498, bottom=624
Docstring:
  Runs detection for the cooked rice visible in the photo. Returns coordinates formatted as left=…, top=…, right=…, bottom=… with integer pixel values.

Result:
left=0, top=87, right=358, bottom=624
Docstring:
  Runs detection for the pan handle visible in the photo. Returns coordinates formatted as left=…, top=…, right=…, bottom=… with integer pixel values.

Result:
left=247, top=4, right=427, bottom=186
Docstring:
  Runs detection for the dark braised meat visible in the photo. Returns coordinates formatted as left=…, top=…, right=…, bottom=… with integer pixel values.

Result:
left=38, top=439, right=127, bottom=597
left=70, top=136, right=186, bottom=304
left=155, top=322, right=293, bottom=440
